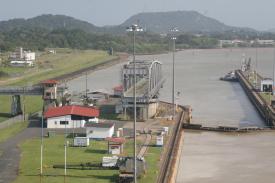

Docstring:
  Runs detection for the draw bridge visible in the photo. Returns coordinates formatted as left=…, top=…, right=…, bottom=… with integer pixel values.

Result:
left=121, top=60, right=165, bottom=120
left=0, top=80, right=65, bottom=116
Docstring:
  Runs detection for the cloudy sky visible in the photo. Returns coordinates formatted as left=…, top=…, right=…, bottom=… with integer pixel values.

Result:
left=0, top=0, right=274, bottom=30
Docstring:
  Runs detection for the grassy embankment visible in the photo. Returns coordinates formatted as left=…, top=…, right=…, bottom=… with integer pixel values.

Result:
left=0, top=122, right=29, bottom=143
left=4, top=49, right=117, bottom=86
left=14, top=135, right=162, bottom=183
left=0, top=49, right=116, bottom=123
left=0, top=96, right=43, bottom=122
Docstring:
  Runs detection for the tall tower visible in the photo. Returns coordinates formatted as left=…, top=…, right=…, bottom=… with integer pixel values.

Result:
left=41, top=80, right=58, bottom=111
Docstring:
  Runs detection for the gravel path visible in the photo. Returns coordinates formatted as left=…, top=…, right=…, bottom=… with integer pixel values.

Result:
left=0, top=120, right=41, bottom=183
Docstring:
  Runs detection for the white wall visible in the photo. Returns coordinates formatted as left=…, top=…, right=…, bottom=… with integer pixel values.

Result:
left=47, top=115, right=86, bottom=128
left=24, top=52, right=35, bottom=61
left=86, top=126, right=114, bottom=139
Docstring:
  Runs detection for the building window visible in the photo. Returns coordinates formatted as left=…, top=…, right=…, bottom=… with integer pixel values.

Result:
left=55, top=121, right=57, bottom=125
left=46, top=92, right=51, bottom=97
left=60, top=121, right=69, bottom=125
left=89, top=130, right=93, bottom=134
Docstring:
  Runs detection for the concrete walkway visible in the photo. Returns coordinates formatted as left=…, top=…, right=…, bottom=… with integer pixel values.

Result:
left=0, top=120, right=41, bottom=183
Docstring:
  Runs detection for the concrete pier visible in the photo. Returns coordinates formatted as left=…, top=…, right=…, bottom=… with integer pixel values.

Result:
left=236, top=70, right=275, bottom=127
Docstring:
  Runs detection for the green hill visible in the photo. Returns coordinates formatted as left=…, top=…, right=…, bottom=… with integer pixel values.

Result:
left=0, top=14, right=101, bottom=33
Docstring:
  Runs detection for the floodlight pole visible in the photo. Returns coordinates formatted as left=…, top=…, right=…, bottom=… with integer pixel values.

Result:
left=64, top=119, right=68, bottom=182
left=133, top=27, right=137, bottom=183
left=172, top=37, right=176, bottom=117
left=40, top=112, right=44, bottom=176
left=170, top=27, right=178, bottom=118
left=273, top=45, right=275, bottom=96
left=127, top=24, right=143, bottom=183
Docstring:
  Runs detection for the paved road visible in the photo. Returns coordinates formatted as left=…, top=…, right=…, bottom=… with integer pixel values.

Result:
left=0, top=120, right=41, bottom=183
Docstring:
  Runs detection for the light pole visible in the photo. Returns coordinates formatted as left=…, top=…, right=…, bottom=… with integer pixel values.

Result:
left=170, top=27, right=178, bottom=118
left=273, top=45, right=275, bottom=96
left=126, top=24, right=143, bottom=183
left=40, top=112, right=44, bottom=178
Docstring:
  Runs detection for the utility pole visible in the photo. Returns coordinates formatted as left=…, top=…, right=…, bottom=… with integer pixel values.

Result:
left=126, top=24, right=143, bottom=183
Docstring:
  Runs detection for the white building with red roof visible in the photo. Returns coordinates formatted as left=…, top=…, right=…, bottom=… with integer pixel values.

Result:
left=44, top=105, right=100, bottom=128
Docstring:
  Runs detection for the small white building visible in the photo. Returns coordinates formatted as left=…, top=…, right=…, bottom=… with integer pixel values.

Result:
left=44, top=105, right=100, bottom=129
left=24, top=51, right=36, bottom=61
left=73, top=137, right=90, bottom=147
left=261, top=78, right=273, bottom=93
left=156, top=135, right=164, bottom=146
left=86, top=122, right=114, bottom=139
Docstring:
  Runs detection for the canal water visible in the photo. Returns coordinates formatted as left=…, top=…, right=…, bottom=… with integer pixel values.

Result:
left=68, top=48, right=275, bottom=183
left=69, top=48, right=267, bottom=128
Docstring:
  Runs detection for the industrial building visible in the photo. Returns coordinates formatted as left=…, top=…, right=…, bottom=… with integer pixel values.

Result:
left=9, top=47, right=36, bottom=67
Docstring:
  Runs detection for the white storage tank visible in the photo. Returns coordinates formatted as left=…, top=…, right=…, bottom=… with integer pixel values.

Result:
left=116, top=130, right=120, bottom=137
left=156, top=135, right=164, bottom=146
left=73, top=137, right=90, bottom=147
left=118, top=128, right=123, bottom=137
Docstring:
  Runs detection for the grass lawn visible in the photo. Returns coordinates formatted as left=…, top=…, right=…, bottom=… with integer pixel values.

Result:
left=0, top=67, right=27, bottom=79
left=0, top=96, right=12, bottom=122
left=0, top=121, right=28, bottom=143
left=139, top=143, right=162, bottom=183
left=0, top=96, right=43, bottom=123
left=15, top=136, right=120, bottom=183
left=15, top=135, right=162, bottom=183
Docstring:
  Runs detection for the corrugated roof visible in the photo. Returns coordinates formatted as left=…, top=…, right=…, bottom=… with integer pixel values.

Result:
left=85, top=122, right=114, bottom=128
left=44, top=105, right=99, bottom=118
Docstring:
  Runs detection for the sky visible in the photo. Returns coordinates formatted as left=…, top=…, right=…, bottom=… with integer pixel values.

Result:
left=0, top=0, right=274, bottom=31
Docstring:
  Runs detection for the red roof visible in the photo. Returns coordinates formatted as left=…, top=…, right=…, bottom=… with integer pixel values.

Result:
left=44, top=105, right=99, bottom=118
left=113, top=85, right=123, bottom=92
left=105, top=137, right=126, bottom=144
left=41, top=79, right=58, bottom=84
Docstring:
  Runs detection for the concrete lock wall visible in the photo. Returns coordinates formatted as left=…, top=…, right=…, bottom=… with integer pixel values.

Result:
left=148, top=102, right=158, bottom=118
left=141, top=102, right=158, bottom=119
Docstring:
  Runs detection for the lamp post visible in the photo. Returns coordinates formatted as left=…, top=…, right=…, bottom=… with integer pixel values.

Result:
left=170, top=27, right=178, bottom=118
left=64, top=120, right=68, bottom=183
left=126, top=24, right=143, bottom=183
left=40, top=112, right=44, bottom=178
left=273, top=45, right=275, bottom=96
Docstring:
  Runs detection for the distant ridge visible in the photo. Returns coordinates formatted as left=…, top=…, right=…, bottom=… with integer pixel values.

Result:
left=0, top=11, right=256, bottom=34
left=119, top=11, right=253, bottom=33
left=0, top=14, right=101, bottom=33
